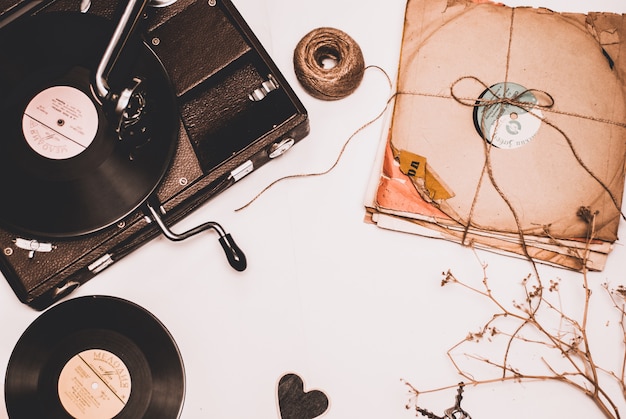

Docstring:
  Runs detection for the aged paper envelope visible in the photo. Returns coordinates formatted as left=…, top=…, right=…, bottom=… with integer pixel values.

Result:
left=390, top=0, right=626, bottom=243
left=365, top=0, right=626, bottom=270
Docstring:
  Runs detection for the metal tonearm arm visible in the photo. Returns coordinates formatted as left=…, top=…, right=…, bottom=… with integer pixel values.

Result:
left=94, top=0, right=150, bottom=115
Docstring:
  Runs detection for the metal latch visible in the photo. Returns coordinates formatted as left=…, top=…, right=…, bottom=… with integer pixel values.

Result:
left=14, top=238, right=54, bottom=259
left=230, top=160, right=254, bottom=182
left=88, top=254, right=114, bottom=274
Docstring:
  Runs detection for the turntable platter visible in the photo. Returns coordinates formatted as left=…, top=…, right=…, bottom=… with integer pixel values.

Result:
left=0, top=12, right=177, bottom=238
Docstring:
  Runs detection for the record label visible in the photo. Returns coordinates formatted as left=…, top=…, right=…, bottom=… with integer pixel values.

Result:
left=473, top=82, right=542, bottom=149
left=22, top=85, right=98, bottom=159
left=5, top=296, right=185, bottom=418
left=58, top=349, right=132, bottom=419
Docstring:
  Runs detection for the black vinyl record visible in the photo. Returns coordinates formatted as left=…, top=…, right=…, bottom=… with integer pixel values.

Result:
left=4, top=296, right=185, bottom=419
left=0, top=12, right=178, bottom=238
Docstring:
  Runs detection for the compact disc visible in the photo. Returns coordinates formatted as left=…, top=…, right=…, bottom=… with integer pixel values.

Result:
left=4, top=296, right=185, bottom=419
left=0, top=12, right=178, bottom=238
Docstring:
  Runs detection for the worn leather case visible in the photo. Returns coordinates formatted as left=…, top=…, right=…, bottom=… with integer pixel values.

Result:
left=0, top=0, right=309, bottom=309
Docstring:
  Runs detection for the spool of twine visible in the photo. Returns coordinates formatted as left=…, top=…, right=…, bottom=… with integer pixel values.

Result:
left=293, top=27, right=365, bottom=100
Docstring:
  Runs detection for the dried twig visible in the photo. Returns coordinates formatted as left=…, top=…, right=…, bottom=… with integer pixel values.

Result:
left=406, top=208, right=625, bottom=418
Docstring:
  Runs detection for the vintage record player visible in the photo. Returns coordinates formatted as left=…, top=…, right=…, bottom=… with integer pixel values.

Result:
left=0, top=0, right=310, bottom=309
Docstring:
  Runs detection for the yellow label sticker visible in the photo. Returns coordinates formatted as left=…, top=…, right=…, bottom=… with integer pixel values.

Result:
left=398, top=150, right=427, bottom=179
left=397, top=149, right=453, bottom=201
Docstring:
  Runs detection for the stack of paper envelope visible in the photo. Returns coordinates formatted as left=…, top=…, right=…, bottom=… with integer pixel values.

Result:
left=365, top=0, right=626, bottom=271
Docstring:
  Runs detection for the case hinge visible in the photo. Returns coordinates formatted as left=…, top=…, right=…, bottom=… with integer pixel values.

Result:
left=248, top=75, right=279, bottom=101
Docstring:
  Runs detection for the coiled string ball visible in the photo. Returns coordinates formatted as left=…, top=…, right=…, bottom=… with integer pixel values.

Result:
left=293, top=27, right=366, bottom=101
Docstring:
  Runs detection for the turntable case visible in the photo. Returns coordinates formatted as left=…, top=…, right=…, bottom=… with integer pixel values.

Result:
left=0, top=0, right=309, bottom=309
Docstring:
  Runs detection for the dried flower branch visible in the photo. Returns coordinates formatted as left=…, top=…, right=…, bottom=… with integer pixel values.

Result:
left=406, top=208, right=625, bottom=418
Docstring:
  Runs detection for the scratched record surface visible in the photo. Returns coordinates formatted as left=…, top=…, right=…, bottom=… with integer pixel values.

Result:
left=5, top=296, right=185, bottom=419
left=0, top=12, right=178, bottom=238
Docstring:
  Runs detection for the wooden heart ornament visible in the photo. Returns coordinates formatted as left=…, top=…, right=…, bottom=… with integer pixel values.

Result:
left=278, top=373, right=329, bottom=419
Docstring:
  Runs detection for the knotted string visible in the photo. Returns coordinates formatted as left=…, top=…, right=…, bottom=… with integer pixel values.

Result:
left=238, top=11, right=626, bottom=271
left=450, top=76, right=555, bottom=111
left=393, top=7, right=626, bottom=270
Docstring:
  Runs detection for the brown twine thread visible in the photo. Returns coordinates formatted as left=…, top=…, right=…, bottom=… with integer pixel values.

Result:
left=391, top=80, right=626, bottom=270
left=460, top=8, right=584, bottom=273
left=293, top=27, right=366, bottom=100
left=453, top=77, right=626, bottom=221
left=239, top=16, right=624, bottom=273
left=467, top=8, right=624, bottom=271
left=235, top=65, right=392, bottom=212
left=385, top=7, right=626, bottom=271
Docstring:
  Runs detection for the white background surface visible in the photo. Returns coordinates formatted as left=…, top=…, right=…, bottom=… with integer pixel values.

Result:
left=2, top=0, right=626, bottom=418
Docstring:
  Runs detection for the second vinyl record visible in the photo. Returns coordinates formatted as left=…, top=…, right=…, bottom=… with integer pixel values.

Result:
left=4, top=296, right=185, bottom=419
